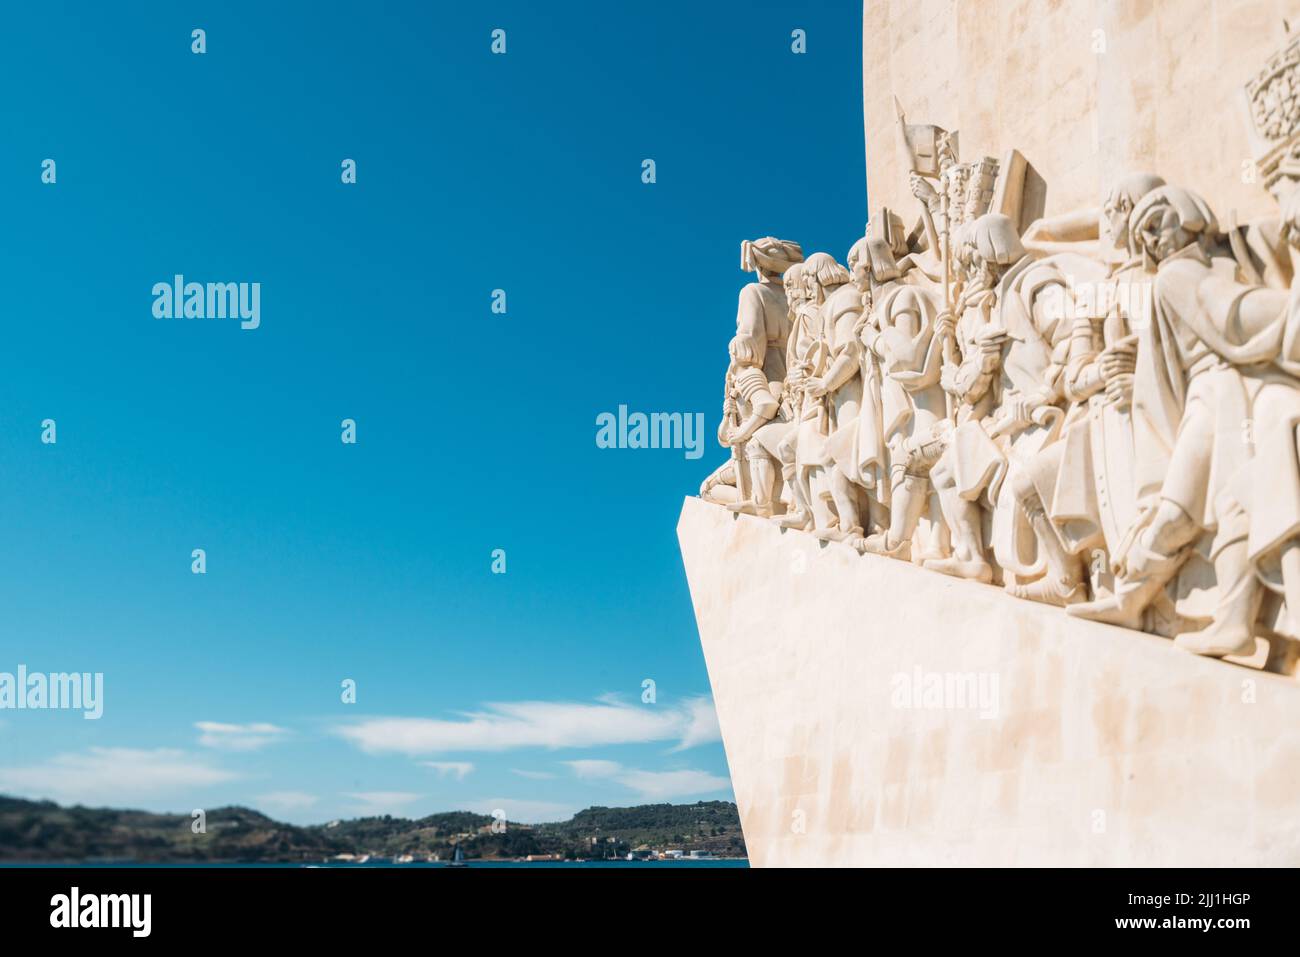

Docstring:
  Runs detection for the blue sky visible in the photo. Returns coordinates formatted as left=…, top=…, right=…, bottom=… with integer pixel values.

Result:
left=0, top=0, right=867, bottom=824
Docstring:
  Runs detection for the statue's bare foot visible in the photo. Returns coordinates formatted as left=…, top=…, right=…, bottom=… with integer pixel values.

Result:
left=857, top=532, right=910, bottom=561
left=700, top=488, right=739, bottom=506
left=1067, top=575, right=1167, bottom=630
left=1006, top=576, right=1086, bottom=607
left=1173, top=625, right=1257, bottom=658
left=923, top=556, right=993, bottom=583
left=726, top=499, right=773, bottom=518
left=1066, top=591, right=1140, bottom=629
left=773, top=509, right=812, bottom=530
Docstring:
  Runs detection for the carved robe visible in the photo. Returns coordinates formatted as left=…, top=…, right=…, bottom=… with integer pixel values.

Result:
left=1124, top=246, right=1300, bottom=631
left=782, top=300, right=832, bottom=475
left=820, top=281, right=875, bottom=489
left=1019, top=255, right=1139, bottom=558
left=985, top=257, right=1076, bottom=574
left=1167, top=261, right=1300, bottom=572
left=933, top=256, right=1071, bottom=575
left=870, top=282, right=946, bottom=491
left=736, top=279, right=792, bottom=386
left=1131, top=248, right=1260, bottom=538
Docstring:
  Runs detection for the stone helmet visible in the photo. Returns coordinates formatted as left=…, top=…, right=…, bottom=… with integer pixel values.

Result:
left=741, top=237, right=804, bottom=275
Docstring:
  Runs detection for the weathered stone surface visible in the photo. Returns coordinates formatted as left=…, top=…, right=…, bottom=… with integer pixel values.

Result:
left=862, top=0, right=1294, bottom=222
left=679, top=496, right=1300, bottom=866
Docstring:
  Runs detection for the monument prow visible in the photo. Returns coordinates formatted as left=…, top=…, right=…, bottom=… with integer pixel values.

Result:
left=680, top=496, right=1300, bottom=866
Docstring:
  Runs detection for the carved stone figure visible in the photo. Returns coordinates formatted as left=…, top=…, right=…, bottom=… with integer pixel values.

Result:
left=924, top=213, right=1063, bottom=583
left=852, top=238, right=946, bottom=560
left=719, top=335, right=786, bottom=518
left=771, top=263, right=823, bottom=530
left=700, top=239, right=804, bottom=510
left=1066, top=188, right=1236, bottom=637
left=795, top=252, right=868, bottom=538
left=1000, top=175, right=1166, bottom=607
left=737, top=238, right=804, bottom=384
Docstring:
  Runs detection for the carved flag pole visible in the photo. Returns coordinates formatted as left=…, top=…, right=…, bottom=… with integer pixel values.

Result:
left=940, top=186, right=957, bottom=422
left=893, top=96, right=943, bottom=256
left=893, top=96, right=957, bottom=420
left=724, top=365, right=751, bottom=502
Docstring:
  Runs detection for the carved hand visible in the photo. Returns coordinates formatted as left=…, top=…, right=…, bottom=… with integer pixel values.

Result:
left=910, top=172, right=937, bottom=205
left=1099, top=342, right=1136, bottom=381
left=934, top=310, right=955, bottom=341
left=939, top=362, right=961, bottom=395
left=1104, top=372, right=1135, bottom=406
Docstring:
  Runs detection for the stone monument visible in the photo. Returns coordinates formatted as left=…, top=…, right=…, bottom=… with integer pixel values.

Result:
left=681, top=4, right=1300, bottom=866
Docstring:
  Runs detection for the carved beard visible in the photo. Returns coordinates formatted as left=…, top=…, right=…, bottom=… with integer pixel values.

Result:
left=964, top=263, right=995, bottom=297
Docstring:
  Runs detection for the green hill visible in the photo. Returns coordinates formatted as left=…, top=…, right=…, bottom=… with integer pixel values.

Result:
left=0, top=795, right=745, bottom=863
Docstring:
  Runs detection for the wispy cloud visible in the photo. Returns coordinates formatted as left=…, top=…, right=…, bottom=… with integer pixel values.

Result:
left=343, top=791, right=422, bottom=816
left=421, top=761, right=473, bottom=781
left=0, top=747, right=238, bottom=805
left=510, top=769, right=555, bottom=780
left=563, top=760, right=730, bottom=801
left=334, top=696, right=720, bottom=756
left=256, top=790, right=319, bottom=812
left=565, top=759, right=622, bottom=779
left=195, top=721, right=288, bottom=752
left=616, top=768, right=731, bottom=801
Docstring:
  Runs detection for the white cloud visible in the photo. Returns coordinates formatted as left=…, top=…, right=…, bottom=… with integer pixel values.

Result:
left=334, top=696, right=720, bottom=756
left=565, top=759, right=622, bottom=779
left=0, top=747, right=239, bottom=805
left=256, top=790, right=319, bottom=812
left=195, top=721, right=288, bottom=752
left=343, top=791, right=422, bottom=816
left=616, top=768, right=732, bottom=801
left=421, top=761, right=473, bottom=781
left=510, top=769, right=556, bottom=780
left=563, top=760, right=731, bottom=801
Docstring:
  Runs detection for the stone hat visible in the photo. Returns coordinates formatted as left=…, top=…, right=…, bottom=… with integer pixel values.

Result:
left=849, top=235, right=901, bottom=283
left=970, top=213, right=1025, bottom=266
left=741, top=237, right=804, bottom=275
left=1105, top=172, right=1166, bottom=211
left=1130, top=185, right=1218, bottom=239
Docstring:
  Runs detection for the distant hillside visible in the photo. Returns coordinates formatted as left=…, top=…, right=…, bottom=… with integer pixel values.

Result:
left=0, top=796, right=746, bottom=863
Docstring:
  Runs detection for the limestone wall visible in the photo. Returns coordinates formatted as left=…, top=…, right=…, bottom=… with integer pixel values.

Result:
left=679, top=497, right=1300, bottom=866
left=863, top=0, right=1298, bottom=223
